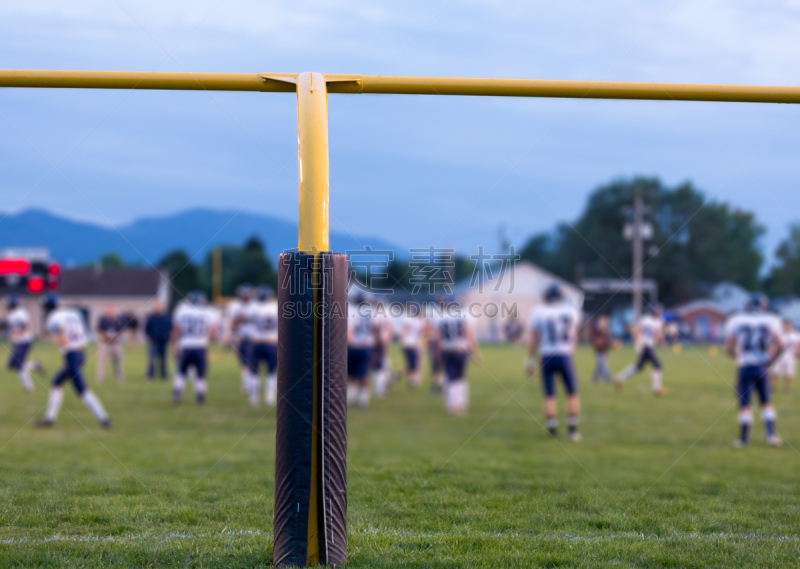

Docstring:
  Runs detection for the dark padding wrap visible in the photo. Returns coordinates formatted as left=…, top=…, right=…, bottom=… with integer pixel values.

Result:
left=274, top=252, right=348, bottom=567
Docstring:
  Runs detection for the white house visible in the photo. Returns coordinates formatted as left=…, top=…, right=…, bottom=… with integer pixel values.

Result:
left=455, top=262, right=583, bottom=342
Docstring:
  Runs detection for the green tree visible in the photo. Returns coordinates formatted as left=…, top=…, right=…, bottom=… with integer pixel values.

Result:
left=157, top=249, right=202, bottom=308
left=98, top=253, right=125, bottom=269
left=764, top=223, right=800, bottom=297
left=519, top=177, right=764, bottom=305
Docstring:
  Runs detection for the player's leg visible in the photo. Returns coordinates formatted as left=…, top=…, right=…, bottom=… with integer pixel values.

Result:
left=562, top=357, right=581, bottom=442
left=755, top=366, right=781, bottom=447
left=172, top=350, right=190, bottom=404
left=8, top=342, right=34, bottom=393
left=238, top=340, right=251, bottom=394
left=357, top=349, right=372, bottom=408
left=371, top=344, right=386, bottom=399
left=265, top=344, right=278, bottom=406
left=615, top=349, right=645, bottom=386
left=246, top=345, right=261, bottom=407
left=649, top=350, right=667, bottom=396
left=72, top=352, right=111, bottom=428
left=158, top=341, right=168, bottom=380
left=194, top=350, right=208, bottom=404
left=540, top=357, right=558, bottom=436
left=734, top=366, right=754, bottom=447
left=430, top=342, right=444, bottom=395
left=444, top=352, right=469, bottom=416
left=406, top=348, right=421, bottom=388
left=37, top=360, right=70, bottom=426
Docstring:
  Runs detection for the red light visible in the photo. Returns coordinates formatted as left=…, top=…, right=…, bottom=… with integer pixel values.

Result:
left=0, top=258, right=31, bottom=275
left=48, top=263, right=61, bottom=277
left=27, top=277, right=45, bottom=294
left=48, top=280, right=59, bottom=291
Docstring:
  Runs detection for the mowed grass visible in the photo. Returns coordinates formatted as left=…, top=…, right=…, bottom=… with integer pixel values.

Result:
left=1, top=341, right=800, bottom=568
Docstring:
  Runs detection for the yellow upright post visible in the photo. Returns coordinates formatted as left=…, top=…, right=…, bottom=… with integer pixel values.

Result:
left=296, top=72, right=330, bottom=254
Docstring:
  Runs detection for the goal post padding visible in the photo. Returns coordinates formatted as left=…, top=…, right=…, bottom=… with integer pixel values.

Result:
left=274, top=251, right=348, bottom=567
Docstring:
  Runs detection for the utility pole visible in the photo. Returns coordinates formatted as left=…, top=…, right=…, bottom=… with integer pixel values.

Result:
left=632, top=188, right=644, bottom=320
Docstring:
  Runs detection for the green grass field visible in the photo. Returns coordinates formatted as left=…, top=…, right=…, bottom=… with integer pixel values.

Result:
left=1, top=342, right=799, bottom=568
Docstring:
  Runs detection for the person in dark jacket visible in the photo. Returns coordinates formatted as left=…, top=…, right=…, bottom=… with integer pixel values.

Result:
left=145, top=300, right=172, bottom=381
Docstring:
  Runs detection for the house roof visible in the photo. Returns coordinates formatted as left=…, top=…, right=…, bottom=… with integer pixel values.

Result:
left=60, top=268, right=164, bottom=297
left=674, top=300, right=730, bottom=318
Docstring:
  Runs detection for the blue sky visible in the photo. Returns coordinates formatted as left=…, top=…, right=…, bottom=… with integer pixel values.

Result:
left=1, top=0, right=800, bottom=268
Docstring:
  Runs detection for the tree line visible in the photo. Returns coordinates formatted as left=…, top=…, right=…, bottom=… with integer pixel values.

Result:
left=89, top=178, right=800, bottom=307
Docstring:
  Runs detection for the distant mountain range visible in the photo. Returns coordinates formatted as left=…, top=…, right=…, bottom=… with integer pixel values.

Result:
left=0, top=209, right=404, bottom=266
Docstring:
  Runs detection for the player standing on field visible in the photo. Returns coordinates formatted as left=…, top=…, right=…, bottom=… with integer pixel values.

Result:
left=435, top=301, right=479, bottom=416
left=36, top=296, right=111, bottom=429
left=347, top=294, right=376, bottom=409
left=725, top=294, right=784, bottom=448
left=5, top=295, right=44, bottom=393
left=591, top=314, right=613, bottom=383
left=614, top=304, right=669, bottom=396
left=400, top=310, right=424, bottom=388
left=172, top=291, right=219, bottom=405
left=225, top=285, right=255, bottom=395
left=370, top=300, right=394, bottom=399
left=247, top=286, right=279, bottom=407
left=769, top=318, right=800, bottom=394
left=526, top=284, right=581, bottom=441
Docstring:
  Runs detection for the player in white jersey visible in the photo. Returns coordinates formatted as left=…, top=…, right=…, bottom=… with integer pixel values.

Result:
left=614, top=305, right=668, bottom=396
left=769, top=318, right=800, bottom=394
left=434, top=301, right=479, bottom=416
left=5, top=296, right=44, bottom=393
left=526, top=284, right=581, bottom=441
left=225, top=285, right=256, bottom=394
left=247, top=286, right=279, bottom=407
left=725, top=294, right=784, bottom=448
left=426, top=298, right=446, bottom=395
left=400, top=310, right=425, bottom=387
left=172, top=291, right=220, bottom=405
left=347, top=294, right=377, bottom=409
left=36, top=296, right=111, bottom=429
left=370, top=301, right=394, bottom=399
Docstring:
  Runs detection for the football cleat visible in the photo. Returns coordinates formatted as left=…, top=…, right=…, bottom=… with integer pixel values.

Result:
left=32, top=361, right=47, bottom=375
left=568, top=432, right=582, bottom=443
left=100, top=418, right=112, bottom=430
left=34, top=419, right=54, bottom=428
left=767, top=435, right=783, bottom=448
left=733, top=439, right=748, bottom=448
left=196, top=393, right=206, bottom=405
left=653, top=387, right=670, bottom=397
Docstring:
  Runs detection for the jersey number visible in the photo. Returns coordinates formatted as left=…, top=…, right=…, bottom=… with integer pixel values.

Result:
left=544, top=316, right=572, bottom=344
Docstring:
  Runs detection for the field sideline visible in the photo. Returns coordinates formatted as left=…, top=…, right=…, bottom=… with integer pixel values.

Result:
left=1, top=342, right=799, bottom=567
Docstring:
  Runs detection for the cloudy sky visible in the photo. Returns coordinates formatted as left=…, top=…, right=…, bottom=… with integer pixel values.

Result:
left=1, top=0, right=799, bottom=264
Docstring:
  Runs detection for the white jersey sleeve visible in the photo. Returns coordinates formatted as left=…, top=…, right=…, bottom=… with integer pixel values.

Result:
left=638, top=315, right=663, bottom=349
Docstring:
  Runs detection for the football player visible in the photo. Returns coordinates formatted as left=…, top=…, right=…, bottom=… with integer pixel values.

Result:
left=526, top=284, right=581, bottom=441
left=5, top=296, right=44, bottom=392
left=725, top=294, right=783, bottom=448
left=171, top=291, right=219, bottom=405
left=225, top=284, right=255, bottom=394
left=426, top=298, right=445, bottom=395
left=36, top=296, right=111, bottom=429
left=435, top=300, right=479, bottom=416
left=769, top=318, right=800, bottom=394
left=614, top=304, right=669, bottom=396
left=347, top=294, right=375, bottom=409
left=370, top=300, right=394, bottom=399
left=248, top=286, right=279, bottom=407
left=400, top=309, right=424, bottom=388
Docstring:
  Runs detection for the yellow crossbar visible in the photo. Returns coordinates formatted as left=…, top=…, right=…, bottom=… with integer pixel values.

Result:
left=2, top=69, right=800, bottom=104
